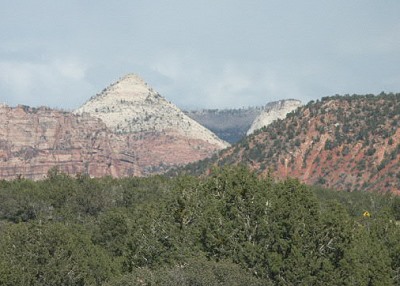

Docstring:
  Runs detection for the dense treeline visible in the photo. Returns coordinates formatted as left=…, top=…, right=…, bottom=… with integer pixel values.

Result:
left=0, top=167, right=399, bottom=285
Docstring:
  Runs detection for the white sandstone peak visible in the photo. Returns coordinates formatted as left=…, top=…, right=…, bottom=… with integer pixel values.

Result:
left=247, top=99, right=302, bottom=135
left=74, top=74, right=229, bottom=149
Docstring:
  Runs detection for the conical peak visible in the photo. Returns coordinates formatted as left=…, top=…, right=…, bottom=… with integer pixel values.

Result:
left=74, top=74, right=229, bottom=148
left=112, top=73, right=149, bottom=90
left=99, top=73, right=154, bottom=100
left=119, top=73, right=146, bottom=84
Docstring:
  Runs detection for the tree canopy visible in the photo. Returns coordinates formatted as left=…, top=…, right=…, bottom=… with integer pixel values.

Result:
left=0, top=167, right=399, bottom=285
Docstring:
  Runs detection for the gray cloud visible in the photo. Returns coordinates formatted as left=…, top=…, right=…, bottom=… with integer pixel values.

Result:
left=0, top=1, right=399, bottom=109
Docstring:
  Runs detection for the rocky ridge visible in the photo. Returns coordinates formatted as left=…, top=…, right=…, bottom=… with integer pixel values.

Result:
left=246, top=99, right=302, bottom=135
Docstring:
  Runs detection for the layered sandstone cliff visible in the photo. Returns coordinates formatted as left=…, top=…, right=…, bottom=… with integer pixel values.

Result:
left=0, top=104, right=137, bottom=180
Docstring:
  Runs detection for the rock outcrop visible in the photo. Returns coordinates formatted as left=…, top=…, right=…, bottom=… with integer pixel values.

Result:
left=0, top=104, right=137, bottom=180
left=246, top=99, right=302, bottom=135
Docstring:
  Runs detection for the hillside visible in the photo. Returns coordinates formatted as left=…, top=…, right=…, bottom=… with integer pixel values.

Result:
left=182, top=93, right=400, bottom=194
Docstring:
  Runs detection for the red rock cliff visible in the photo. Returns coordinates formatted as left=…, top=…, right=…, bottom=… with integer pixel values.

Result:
left=0, top=104, right=225, bottom=179
left=0, top=104, right=139, bottom=179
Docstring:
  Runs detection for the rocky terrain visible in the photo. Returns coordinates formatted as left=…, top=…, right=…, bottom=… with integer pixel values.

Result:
left=246, top=99, right=302, bottom=135
left=182, top=94, right=400, bottom=194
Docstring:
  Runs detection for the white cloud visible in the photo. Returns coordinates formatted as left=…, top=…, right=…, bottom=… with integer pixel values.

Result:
left=0, top=61, right=35, bottom=97
left=1, top=1, right=399, bottom=110
left=151, top=54, right=183, bottom=81
left=54, top=59, right=87, bottom=80
left=0, top=58, right=92, bottom=109
left=203, top=65, right=256, bottom=107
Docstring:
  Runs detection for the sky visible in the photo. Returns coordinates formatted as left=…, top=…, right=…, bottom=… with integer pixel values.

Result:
left=0, top=1, right=399, bottom=110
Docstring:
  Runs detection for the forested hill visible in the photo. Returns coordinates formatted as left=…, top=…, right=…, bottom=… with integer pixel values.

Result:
left=180, top=93, right=400, bottom=194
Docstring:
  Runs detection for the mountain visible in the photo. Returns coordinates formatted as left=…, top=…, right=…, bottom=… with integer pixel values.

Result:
left=0, top=74, right=230, bottom=180
left=74, top=74, right=228, bottom=149
left=246, top=99, right=302, bottom=135
left=185, top=99, right=302, bottom=144
left=0, top=104, right=137, bottom=180
left=181, top=94, right=400, bottom=194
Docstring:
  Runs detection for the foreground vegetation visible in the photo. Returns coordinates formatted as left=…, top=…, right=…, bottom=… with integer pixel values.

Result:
left=0, top=167, right=399, bottom=285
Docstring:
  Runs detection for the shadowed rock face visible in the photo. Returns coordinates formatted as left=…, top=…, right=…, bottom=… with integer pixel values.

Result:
left=184, top=107, right=262, bottom=144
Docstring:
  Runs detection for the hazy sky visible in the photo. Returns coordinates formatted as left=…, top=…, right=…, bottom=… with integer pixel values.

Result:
left=1, top=1, right=399, bottom=110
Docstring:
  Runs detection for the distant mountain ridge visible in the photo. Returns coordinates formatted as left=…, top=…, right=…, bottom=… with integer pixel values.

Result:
left=185, top=99, right=301, bottom=144
left=180, top=93, right=400, bottom=194
left=184, top=107, right=262, bottom=143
